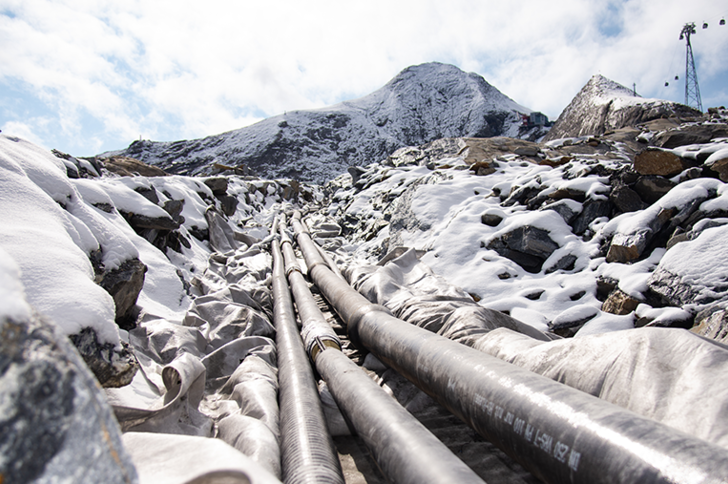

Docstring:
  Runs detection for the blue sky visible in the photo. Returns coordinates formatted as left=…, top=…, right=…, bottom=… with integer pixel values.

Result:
left=1, top=0, right=726, bottom=157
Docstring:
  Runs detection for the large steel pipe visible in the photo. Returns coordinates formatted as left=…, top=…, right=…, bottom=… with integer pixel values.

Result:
left=279, top=224, right=485, bottom=484
left=271, top=232, right=344, bottom=484
left=290, top=211, right=728, bottom=484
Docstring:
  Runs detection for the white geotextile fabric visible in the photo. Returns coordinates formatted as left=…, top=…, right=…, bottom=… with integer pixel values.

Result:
left=348, top=247, right=728, bottom=449
left=107, top=243, right=282, bottom=482
left=123, top=432, right=281, bottom=484
left=348, top=248, right=554, bottom=342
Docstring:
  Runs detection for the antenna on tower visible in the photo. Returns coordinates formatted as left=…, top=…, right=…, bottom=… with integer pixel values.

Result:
left=680, top=22, right=703, bottom=112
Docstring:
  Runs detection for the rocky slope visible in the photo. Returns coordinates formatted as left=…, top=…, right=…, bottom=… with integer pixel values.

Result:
left=102, top=62, right=546, bottom=184
left=543, top=75, right=702, bottom=141
left=315, top=107, right=728, bottom=337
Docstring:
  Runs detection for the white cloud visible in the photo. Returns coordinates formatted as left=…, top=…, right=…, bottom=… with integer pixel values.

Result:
left=1, top=119, right=50, bottom=148
left=1, top=0, right=727, bottom=154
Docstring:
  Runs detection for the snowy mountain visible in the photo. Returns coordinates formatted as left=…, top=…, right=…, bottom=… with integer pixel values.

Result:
left=103, top=62, right=545, bottom=184
left=544, top=74, right=701, bottom=141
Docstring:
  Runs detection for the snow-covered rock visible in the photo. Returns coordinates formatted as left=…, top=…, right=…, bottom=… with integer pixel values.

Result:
left=102, top=62, right=545, bottom=184
left=0, top=250, right=138, bottom=483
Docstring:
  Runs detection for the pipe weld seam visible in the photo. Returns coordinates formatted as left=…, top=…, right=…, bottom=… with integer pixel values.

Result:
left=285, top=264, right=301, bottom=277
left=308, top=336, right=342, bottom=362
left=346, top=303, right=392, bottom=349
left=306, top=259, right=330, bottom=275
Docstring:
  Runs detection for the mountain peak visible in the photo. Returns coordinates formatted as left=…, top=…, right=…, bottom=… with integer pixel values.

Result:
left=103, top=62, right=545, bottom=183
left=544, top=74, right=701, bottom=141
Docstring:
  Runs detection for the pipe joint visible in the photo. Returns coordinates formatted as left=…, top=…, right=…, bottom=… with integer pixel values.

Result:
left=346, top=303, right=391, bottom=350
left=284, top=262, right=301, bottom=277
left=308, top=335, right=342, bottom=362
left=306, top=259, right=330, bottom=276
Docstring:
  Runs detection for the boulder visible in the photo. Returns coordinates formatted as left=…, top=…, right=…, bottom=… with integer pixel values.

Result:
left=1, top=311, right=137, bottom=482
left=610, top=185, right=645, bottom=213
left=487, top=226, right=558, bottom=273
left=96, top=258, right=147, bottom=326
left=691, top=309, right=728, bottom=344
left=571, top=199, right=612, bottom=235
left=203, top=177, right=229, bottom=196
left=540, top=199, right=582, bottom=224
left=647, top=225, right=728, bottom=309
left=68, top=327, right=138, bottom=388
left=548, top=305, right=599, bottom=337
left=348, top=165, right=367, bottom=183
left=653, top=124, right=728, bottom=149
left=134, top=186, right=160, bottom=205
left=602, top=289, right=641, bottom=315
left=100, top=155, right=168, bottom=177
left=606, top=207, right=674, bottom=263
left=544, top=254, right=577, bottom=273
left=480, top=213, right=503, bottom=227
left=120, top=210, right=180, bottom=232
left=502, top=185, right=541, bottom=207
left=162, top=199, right=185, bottom=222
left=280, top=179, right=301, bottom=200
left=219, top=195, right=239, bottom=217
left=634, top=176, right=676, bottom=204
left=470, top=161, right=496, bottom=176
left=634, top=148, right=686, bottom=176
left=606, top=231, right=651, bottom=263
left=705, top=150, right=728, bottom=182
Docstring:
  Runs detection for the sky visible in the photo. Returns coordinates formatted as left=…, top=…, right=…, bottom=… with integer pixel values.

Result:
left=1, top=0, right=727, bottom=157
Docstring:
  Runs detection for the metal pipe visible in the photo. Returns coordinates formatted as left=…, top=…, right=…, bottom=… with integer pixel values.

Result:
left=290, top=211, right=728, bottom=484
left=271, top=228, right=344, bottom=484
left=279, top=223, right=486, bottom=484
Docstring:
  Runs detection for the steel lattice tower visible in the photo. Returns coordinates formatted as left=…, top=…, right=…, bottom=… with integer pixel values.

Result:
left=680, top=22, right=703, bottom=112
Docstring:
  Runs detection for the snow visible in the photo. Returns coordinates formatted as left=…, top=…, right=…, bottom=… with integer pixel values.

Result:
left=0, top=135, right=119, bottom=343
left=0, top=246, right=31, bottom=321
left=99, top=179, right=174, bottom=220
left=658, top=225, right=728, bottom=300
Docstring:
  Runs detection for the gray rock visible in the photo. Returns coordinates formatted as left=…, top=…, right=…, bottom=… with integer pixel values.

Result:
left=134, top=186, right=160, bottom=205
left=219, top=195, right=239, bottom=217
left=653, top=123, right=728, bottom=149
left=548, top=187, right=586, bottom=203
left=706, top=151, right=728, bottom=182
left=69, top=327, right=138, bottom=388
left=501, top=185, right=541, bottom=207
left=544, top=254, right=577, bottom=273
left=540, top=199, right=582, bottom=224
left=480, top=213, right=503, bottom=227
left=162, top=199, right=185, bottom=222
left=120, top=210, right=180, bottom=231
left=606, top=207, right=674, bottom=263
left=549, top=305, right=598, bottom=330
left=634, top=176, right=676, bottom=204
left=571, top=199, right=612, bottom=235
left=348, top=165, right=367, bottom=183
left=203, top=177, right=229, bottom=196
left=610, top=185, right=646, bottom=213
left=487, top=226, right=558, bottom=273
left=96, top=258, right=147, bottom=326
left=1, top=311, right=138, bottom=483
